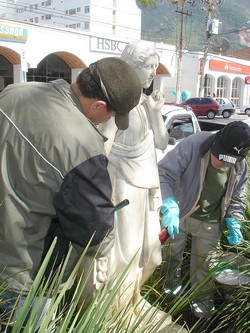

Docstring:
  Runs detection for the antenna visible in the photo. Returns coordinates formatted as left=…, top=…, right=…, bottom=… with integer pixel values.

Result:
left=210, top=36, right=230, bottom=53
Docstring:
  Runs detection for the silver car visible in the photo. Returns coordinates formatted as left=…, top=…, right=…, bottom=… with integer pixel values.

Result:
left=240, top=104, right=250, bottom=116
left=215, top=97, right=235, bottom=118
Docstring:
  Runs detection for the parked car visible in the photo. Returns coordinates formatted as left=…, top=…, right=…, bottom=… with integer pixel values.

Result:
left=214, top=97, right=235, bottom=118
left=243, top=118, right=250, bottom=127
left=181, top=97, right=221, bottom=119
left=156, top=103, right=201, bottom=162
left=240, top=104, right=250, bottom=116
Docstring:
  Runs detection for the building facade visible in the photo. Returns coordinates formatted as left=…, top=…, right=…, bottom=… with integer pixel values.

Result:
left=181, top=52, right=250, bottom=107
left=0, top=0, right=250, bottom=106
left=0, top=0, right=141, bottom=40
left=0, top=18, right=176, bottom=93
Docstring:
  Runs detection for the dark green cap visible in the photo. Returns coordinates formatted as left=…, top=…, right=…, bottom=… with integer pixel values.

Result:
left=89, top=57, right=141, bottom=130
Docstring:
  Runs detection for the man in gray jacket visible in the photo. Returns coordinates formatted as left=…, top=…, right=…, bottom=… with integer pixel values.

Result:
left=0, top=57, right=141, bottom=330
left=158, top=121, right=250, bottom=318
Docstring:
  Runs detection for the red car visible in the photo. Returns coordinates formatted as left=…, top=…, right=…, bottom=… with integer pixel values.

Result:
left=181, top=97, right=221, bottom=119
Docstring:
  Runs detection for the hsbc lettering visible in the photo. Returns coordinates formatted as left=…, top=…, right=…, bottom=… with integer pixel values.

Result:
left=92, top=37, right=126, bottom=54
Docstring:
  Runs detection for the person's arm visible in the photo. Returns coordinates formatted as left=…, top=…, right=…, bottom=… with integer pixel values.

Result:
left=226, top=162, right=248, bottom=219
left=224, top=162, right=248, bottom=245
left=144, top=90, right=169, bottom=150
left=158, top=135, right=195, bottom=198
left=158, top=137, right=196, bottom=239
left=53, top=155, right=114, bottom=248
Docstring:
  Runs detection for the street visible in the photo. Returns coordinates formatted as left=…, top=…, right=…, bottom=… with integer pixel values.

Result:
left=198, top=109, right=249, bottom=131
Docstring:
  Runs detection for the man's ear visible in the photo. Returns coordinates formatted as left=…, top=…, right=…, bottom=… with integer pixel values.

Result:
left=91, top=100, right=107, bottom=113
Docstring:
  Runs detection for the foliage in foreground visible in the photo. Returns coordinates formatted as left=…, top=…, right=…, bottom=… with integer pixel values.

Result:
left=0, top=157, right=249, bottom=332
left=145, top=157, right=250, bottom=333
left=0, top=239, right=184, bottom=333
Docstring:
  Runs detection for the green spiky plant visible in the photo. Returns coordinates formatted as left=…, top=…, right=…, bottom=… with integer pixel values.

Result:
left=0, top=156, right=249, bottom=333
left=144, top=153, right=250, bottom=333
left=0, top=237, right=188, bottom=333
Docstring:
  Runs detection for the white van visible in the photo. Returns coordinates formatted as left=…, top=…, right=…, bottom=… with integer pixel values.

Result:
left=156, top=104, right=201, bottom=162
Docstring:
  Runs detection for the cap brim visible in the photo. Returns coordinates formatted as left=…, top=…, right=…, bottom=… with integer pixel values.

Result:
left=115, top=113, right=129, bottom=130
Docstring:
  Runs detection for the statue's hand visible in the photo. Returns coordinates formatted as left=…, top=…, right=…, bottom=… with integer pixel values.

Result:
left=146, top=90, right=165, bottom=112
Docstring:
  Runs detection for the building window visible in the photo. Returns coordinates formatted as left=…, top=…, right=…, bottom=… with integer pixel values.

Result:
left=45, top=0, right=52, bottom=5
left=204, top=74, right=212, bottom=97
left=217, top=76, right=227, bottom=97
left=27, top=53, right=71, bottom=84
left=85, top=6, right=89, bottom=13
left=45, top=14, right=52, bottom=20
left=35, top=17, right=38, bottom=23
left=68, top=23, right=80, bottom=29
left=41, top=2, right=44, bottom=6
left=84, top=21, right=89, bottom=29
left=69, top=8, right=76, bottom=15
left=30, top=18, right=33, bottom=22
left=35, top=4, right=38, bottom=10
left=0, top=55, right=14, bottom=91
left=77, top=7, right=81, bottom=13
left=231, top=78, right=241, bottom=108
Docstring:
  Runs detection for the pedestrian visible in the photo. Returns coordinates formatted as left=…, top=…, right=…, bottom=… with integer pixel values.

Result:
left=158, top=121, right=250, bottom=318
left=0, top=57, right=141, bottom=330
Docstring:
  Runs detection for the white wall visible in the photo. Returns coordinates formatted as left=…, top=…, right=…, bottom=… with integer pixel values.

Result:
left=0, top=19, right=175, bottom=80
left=182, top=53, right=201, bottom=98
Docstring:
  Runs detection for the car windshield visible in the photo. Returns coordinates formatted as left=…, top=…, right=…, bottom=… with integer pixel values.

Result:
left=167, top=117, right=195, bottom=140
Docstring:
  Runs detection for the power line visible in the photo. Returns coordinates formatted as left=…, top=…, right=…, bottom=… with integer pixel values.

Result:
left=0, top=1, right=142, bottom=30
left=0, top=1, right=246, bottom=50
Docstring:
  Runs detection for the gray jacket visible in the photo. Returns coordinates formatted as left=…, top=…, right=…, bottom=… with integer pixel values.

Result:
left=0, top=80, right=114, bottom=292
left=158, top=131, right=248, bottom=224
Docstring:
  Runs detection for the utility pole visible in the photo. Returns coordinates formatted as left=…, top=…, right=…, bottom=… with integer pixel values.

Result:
left=198, top=11, right=213, bottom=97
left=198, top=0, right=224, bottom=97
left=174, top=0, right=192, bottom=103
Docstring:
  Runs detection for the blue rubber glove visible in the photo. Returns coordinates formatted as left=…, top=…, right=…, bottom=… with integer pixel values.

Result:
left=160, top=197, right=180, bottom=239
left=224, top=217, right=243, bottom=245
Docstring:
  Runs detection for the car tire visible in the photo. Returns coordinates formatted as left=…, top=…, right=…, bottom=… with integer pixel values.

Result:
left=222, top=110, right=231, bottom=118
left=207, top=110, right=215, bottom=119
left=245, top=108, right=250, bottom=116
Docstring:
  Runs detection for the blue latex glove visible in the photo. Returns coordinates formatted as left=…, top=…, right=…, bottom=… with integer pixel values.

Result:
left=160, top=197, right=180, bottom=239
left=225, top=217, right=243, bottom=245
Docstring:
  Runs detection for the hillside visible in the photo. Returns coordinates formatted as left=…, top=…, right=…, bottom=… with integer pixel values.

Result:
left=140, top=0, right=250, bottom=53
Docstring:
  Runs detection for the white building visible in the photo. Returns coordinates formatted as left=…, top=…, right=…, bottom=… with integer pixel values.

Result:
left=0, top=0, right=249, bottom=106
left=181, top=52, right=250, bottom=107
left=0, top=0, right=141, bottom=40
left=0, top=18, right=176, bottom=94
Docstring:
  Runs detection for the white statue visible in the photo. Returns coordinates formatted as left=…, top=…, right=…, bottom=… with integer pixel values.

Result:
left=78, top=41, right=187, bottom=332
left=98, top=40, right=172, bottom=328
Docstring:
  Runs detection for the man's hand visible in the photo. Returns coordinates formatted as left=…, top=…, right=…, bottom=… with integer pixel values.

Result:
left=160, top=197, right=180, bottom=239
left=225, top=217, right=243, bottom=245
